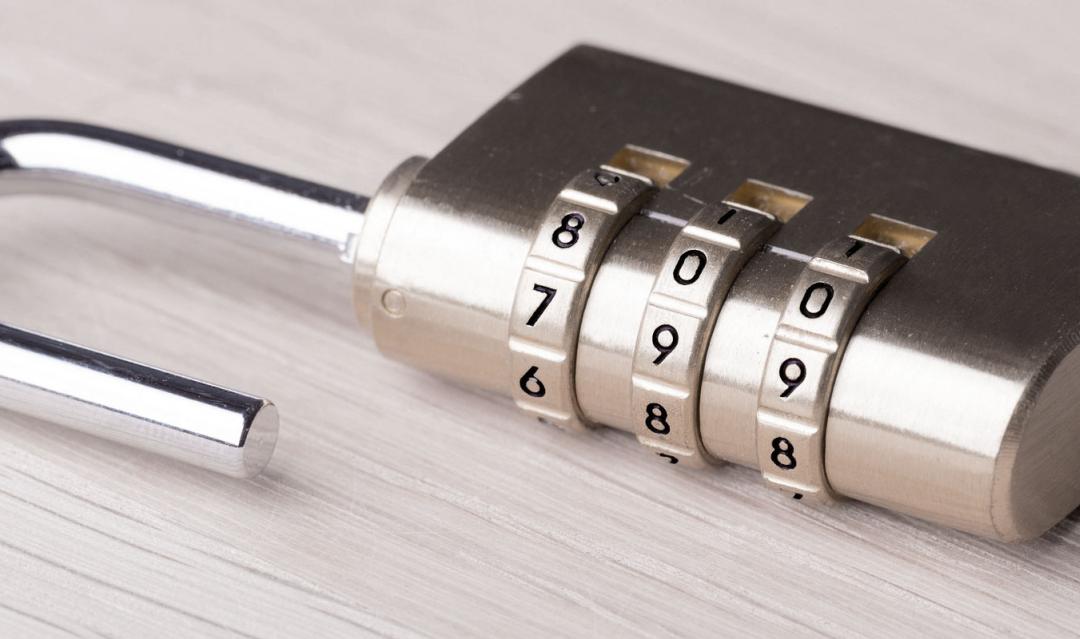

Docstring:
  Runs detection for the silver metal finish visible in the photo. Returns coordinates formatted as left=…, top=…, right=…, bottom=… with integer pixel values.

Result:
left=509, top=167, right=654, bottom=432
left=0, top=119, right=370, bottom=476
left=0, top=325, right=278, bottom=477
left=577, top=202, right=687, bottom=431
left=698, top=250, right=813, bottom=468
left=352, top=156, right=427, bottom=329
left=0, top=120, right=367, bottom=260
left=630, top=199, right=779, bottom=467
left=360, top=45, right=1080, bottom=540
left=755, top=234, right=906, bottom=502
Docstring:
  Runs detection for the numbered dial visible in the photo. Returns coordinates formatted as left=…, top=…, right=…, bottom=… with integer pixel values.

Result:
left=509, top=167, right=655, bottom=431
left=632, top=203, right=780, bottom=466
left=755, top=235, right=907, bottom=502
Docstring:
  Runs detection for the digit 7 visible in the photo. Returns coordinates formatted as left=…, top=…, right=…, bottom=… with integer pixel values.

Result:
left=526, top=284, right=557, bottom=327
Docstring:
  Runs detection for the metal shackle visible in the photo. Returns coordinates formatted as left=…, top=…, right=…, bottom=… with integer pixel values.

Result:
left=0, top=120, right=369, bottom=477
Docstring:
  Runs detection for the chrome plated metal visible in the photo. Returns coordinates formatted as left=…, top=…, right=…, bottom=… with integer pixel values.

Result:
left=0, top=120, right=367, bottom=261
left=0, top=119, right=370, bottom=476
left=0, top=325, right=278, bottom=477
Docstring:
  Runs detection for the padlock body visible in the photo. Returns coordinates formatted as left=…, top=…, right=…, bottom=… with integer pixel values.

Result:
left=356, top=46, right=1080, bottom=540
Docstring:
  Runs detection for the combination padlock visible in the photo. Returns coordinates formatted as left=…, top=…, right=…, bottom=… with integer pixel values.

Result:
left=2, top=45, right=1077, bottom=542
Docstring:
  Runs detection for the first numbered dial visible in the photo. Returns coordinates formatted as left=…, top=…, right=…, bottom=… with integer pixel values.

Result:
left=508, top=166, right=655, bottom=432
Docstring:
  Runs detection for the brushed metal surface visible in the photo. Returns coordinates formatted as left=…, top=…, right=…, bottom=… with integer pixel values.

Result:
left=371, top=45, right=1080, bottom=539
left=507, top=167, right=655, bottom=432
left=756, top=236, right=907, bottom=503
left=630, top=199, right=779, bottom=468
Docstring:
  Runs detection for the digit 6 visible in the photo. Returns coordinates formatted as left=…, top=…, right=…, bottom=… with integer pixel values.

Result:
left=519, top=366, right=546, bottom=398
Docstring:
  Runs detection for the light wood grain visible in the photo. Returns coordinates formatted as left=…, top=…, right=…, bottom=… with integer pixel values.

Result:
left=2, top=1, right=1080, bottom=636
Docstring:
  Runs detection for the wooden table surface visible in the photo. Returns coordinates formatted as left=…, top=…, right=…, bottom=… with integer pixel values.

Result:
left=2, top=1, right=1080, bottom=636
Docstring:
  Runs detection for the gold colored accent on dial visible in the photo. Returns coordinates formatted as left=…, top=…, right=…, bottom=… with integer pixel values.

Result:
left=851, top=213, right=936, bottom=258
left=606, top=145, right=690, bottom=188
left=723, top=179, right=812, bottom=223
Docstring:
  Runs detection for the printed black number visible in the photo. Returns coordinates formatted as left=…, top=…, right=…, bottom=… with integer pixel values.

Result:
left=717, top=208, right=737, bottom=225
left=651, top=324, right=679, bottom=365
left=519, top=366, right=546, bottom=398
left=770, top=437, right=797, bottom=470
left=845, top=239, right=864, bottom=258
left=645, top=403, right=671, bottom=435
left=552, top=212, right=585, bottom=249
left=526, top=284, right=557, bottom=326
left=657, top=453, right=679, bottom=464
left=799, top=282, right=834, bottom=319
left=594, top=171, right=620, bottom=187
left=673, top=249, right=707, bottom=285
left=779, top=357, right=806, bottom=398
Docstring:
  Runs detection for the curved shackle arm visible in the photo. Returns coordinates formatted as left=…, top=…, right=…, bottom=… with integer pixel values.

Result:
left=0, top=120, right=369, bottom=477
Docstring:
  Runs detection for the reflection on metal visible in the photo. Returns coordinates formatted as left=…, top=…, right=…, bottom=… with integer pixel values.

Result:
left=5, top=46, right=1080, bottom=542
left=0, top=119, right=370, bottom=477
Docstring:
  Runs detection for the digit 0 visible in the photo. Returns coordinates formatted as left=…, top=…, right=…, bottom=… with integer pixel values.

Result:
left=673, top=249, right=707, bottom=285
left=799, top=282, right=834, bottom=319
